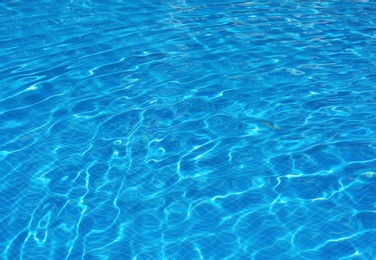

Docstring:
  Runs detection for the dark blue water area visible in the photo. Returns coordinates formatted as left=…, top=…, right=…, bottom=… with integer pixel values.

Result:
left=1, top=0, right=376, bottom=259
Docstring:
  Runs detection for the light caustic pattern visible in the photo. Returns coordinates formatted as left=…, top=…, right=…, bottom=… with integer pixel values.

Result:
left=0, top=0, right=376, bottom=259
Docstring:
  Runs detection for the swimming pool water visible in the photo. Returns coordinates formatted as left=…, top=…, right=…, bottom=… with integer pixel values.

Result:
left=1, top=0, right=376, bottom=259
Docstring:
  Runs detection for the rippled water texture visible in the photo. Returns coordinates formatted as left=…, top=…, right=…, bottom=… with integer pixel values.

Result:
left=1, top=0, right=376, bottom=259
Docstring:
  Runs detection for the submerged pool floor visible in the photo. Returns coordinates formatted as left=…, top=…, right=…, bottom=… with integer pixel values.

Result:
left=1, top=1, right=376, bottom=259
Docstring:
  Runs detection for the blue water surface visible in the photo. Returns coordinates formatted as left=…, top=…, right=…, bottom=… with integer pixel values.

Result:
left=1, top=0, right=376, bottom=259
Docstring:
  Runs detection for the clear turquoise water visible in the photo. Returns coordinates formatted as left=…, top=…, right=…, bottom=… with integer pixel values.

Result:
left=1, top=1, right=376, bottom=259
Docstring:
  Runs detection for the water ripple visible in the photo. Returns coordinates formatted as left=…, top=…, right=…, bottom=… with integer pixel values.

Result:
left=1, top=1, right=376, bottom=259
